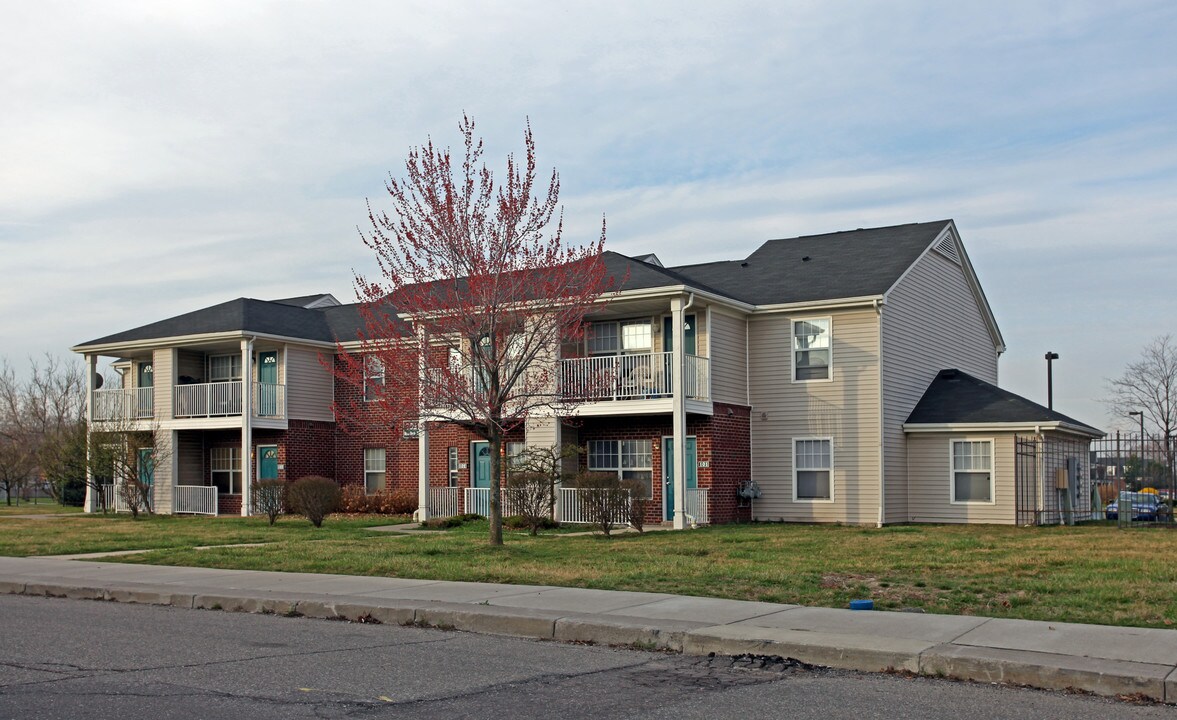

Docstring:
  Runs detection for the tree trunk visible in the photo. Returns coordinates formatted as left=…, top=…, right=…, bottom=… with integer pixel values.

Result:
left=488, top=425, right=503, bottom=546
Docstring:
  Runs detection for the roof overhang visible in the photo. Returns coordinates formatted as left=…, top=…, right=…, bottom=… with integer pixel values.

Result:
left=72, top=330, right=338, bottom=356
left=903, top=421, right=1104, bottom=439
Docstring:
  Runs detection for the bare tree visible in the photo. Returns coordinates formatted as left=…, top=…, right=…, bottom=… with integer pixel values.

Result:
left=0, top=434, right=33, bottom=505
left=1107, top=335, right=1177, bottom=489
left=334, top=116, right=613, bottom=546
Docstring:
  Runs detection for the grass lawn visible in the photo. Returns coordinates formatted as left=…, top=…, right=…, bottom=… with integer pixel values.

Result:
left=2, top=514, right=1174, bottom=629
left=0, top=503, right=84, bottom=516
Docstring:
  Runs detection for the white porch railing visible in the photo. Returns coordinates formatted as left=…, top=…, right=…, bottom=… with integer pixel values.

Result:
left=175, top=485, right=218, bottom=515
left=686, top=487, right=709, bottom=524
left=558, top=352, right=710, bottom=402
left=463, top=487, right=524, bottom=518
left=430, top=487, right=460, bottom=518
left=175, top=381, right=242, bottom=418
left=100, top=483, right=130, bottom=512
left=93, top=387, right=154, bottom=421
left=558, top=487, right=630, bottom=525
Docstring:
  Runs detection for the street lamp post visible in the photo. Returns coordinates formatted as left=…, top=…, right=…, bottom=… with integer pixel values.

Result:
left=1045, top=352, right=1059, bottom=410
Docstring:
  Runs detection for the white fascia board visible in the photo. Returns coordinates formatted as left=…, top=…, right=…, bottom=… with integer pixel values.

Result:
left=902, top=421, right=1104, bottom=438
left=750, top=295, right=884, bottom=315
left=72, top=331, right=338, bottom=356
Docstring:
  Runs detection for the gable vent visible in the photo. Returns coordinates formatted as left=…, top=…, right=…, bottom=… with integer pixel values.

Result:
left=933, top=234, right=961, bottom=265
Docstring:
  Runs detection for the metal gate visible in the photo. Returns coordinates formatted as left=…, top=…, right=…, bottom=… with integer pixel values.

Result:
left=1014, top=435, right=1094, bottom=526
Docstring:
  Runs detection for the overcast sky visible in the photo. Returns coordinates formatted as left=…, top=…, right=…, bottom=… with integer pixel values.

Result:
left=2, top=1, right=1174, bottom=431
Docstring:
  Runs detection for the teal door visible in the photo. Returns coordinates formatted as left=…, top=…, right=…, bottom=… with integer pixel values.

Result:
left=137, top=448, right=155, bottom=511
left=258, top=445, right=279, bottom=481
left=257, top=351, right=278, bottom=416
left=136, top=362, right=154, bottom=417
left=472, top=442, right=491, bottom=488
left=662, top=437, right=697, bottom=521
left=661, top=315, right=697, bottom=355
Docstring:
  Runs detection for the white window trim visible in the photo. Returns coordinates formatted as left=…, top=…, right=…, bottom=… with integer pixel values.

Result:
left=792, top=436, right=834, bottom=503
left=209, top=354, right=243, bottom=383
left=210, top=447, right=242, bottom=495
left=364, top=447, right=387, bottom=495
left=586, top=318, right=654, bottom=356
left=949, top=437, right=996, bottom=505
left=790, top=316, right=833, bottom=383
left=363, top=356, right=384, bottom=402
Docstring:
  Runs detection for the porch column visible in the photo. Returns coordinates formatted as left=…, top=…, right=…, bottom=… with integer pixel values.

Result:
left=240, top=339, right=253, bottom=516
left=83, top=354, right=98, bottom=513
left=671, top=296, right=688, bottom=530
left=416, top=325, right=430, bottom=522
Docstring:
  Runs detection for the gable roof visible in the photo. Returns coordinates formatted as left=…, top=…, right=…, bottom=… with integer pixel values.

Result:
left=905, top=369, right=1103, bottom=437
left=669, top=221, right=950, bottom=305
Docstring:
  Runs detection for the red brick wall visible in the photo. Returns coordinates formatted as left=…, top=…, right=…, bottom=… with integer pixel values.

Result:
left=283, top=421, right=335, bottom=482
left=574, top=402, right=751, bottom=524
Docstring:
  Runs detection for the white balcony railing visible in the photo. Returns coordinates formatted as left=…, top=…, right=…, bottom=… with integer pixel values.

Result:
left=175, top=485, right=218, bottom=515
left=93, top=387, right=154, bottom=421
left=173, top=382, right=286, bottom=419
left=558, top=352, right=710, bottom=402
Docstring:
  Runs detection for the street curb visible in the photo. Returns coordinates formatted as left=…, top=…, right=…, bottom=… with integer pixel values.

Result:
left=1, top=579, right=1172, bottom=704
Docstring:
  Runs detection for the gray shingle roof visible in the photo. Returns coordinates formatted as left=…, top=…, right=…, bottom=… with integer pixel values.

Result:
left=906, top=369, right=1103, bottom=436
left=670, top=221, right=950, bottom=305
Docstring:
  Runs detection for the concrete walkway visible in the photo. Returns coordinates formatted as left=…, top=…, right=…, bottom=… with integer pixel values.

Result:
left=0, top=555, right=1173, bottom=703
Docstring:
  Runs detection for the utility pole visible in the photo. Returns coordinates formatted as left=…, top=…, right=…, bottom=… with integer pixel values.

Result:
left=1044, top=352, right=1059, bottom=410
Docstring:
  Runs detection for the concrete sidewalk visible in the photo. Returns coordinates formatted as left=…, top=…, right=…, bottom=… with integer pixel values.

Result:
left=1, top=555, right=1173, bottom=703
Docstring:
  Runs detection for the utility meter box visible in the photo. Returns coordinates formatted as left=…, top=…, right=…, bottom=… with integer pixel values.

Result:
left=1055, top=467, right=1069, bottom=490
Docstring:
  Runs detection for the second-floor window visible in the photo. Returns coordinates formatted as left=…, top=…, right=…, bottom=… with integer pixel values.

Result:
left=793, top=318, right=831, bottom=381
left=363, top=356, right=384, bottom=402
left=587, top=320, right=652, bottom=356
left=209, top=355, right=242, bottom=383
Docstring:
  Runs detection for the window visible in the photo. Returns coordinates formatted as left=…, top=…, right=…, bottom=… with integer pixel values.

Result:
left=505, top=441, right=526, bottom=469
left=209, top=355, right=242, bottom=382
left=448, top=447, right=459, bottom=487
left=588, top=439, right=653, bottom=496
left=951, top=440, right=993, bottom=503
left=364, top=448, right=386, bottom=494
left=793, top=318, right=831, bottom=381
left=210, top=447, right=241, bottom=495
left=587, top=320, right=652, bottom=355
left=793, top=438, right=832, bottom=501
left=363, top=356, right=384, bottom=402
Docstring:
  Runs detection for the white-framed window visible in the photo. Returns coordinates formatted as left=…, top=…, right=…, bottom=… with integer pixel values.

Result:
left=363, top=356, right=384, bottom=402
left=587, top=320, right=652, bottom=355
left=448, top=447, right=459, bottom=487
left=210, top=447, right=241, bottom=495
left=951, top=439, right=994, bottom=504
left=505, top=441, right=526, bottom=469
left=364, top=448, right=386, bottom=494
left=793, top=438, right=833, bottom=502
left=588, top=439, right=653, bottom=496
left=209, top=355, right=242, bottom=382
left=792, top=318, right=831, bottom=382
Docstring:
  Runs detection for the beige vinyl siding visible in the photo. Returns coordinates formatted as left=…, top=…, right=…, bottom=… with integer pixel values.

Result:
left=285, top=347, right=334, bottom=421
left=709, top=309, right=748, bottom=406
left=151, top=430, right=175, bottom=514
left=525, top=415, right=559, bottom=449
left=881, top=244, right=1000, bottom=523
left=906, top=433, right=1015, bottom=524
left=153, top=348, right=174, bottom=421
left=748, top=308, right=881, bottom=524
left=176, top=431, right=205, bottom=486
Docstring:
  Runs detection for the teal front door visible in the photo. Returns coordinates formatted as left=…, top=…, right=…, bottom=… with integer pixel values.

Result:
left=472, top=442, right=491, bottom=488
left=137, top=448, right=155, bottom=511
left=257, top=351, right=278, bottom=417
left=662, top=437, right=697, bottom=521
left=136, top=362, right=154, bottom=417
left=258, top=445, right=279, bottom=481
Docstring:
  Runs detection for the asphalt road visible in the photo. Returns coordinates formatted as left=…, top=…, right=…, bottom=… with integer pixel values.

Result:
left=0, top=594, right=1169, bottom=719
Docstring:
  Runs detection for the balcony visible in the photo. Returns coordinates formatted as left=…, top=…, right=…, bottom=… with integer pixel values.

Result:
left=93, top=387, right=154, bottom=422
left=559, top=352, right=710, bottom=402
left=173, top=382, right=286, bottom=419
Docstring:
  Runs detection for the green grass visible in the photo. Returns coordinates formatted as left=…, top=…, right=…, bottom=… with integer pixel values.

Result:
left=0, top=502, right=84, bottom=516
left=2, top=515, right=1174, bottom=629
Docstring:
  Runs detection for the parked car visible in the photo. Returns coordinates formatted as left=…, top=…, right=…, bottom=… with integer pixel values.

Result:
left=1106, top=492, right=1168, bottom=521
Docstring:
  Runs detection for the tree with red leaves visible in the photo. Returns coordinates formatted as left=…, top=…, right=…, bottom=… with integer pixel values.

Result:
left=336, top=116, right=612, bottom=546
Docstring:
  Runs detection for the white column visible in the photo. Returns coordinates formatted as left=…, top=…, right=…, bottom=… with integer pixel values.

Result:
left=83, top=354, right=98, bottom=513
left=240, top=339, right=253, bottom=516
left=671, top=296, right=688, bottom=530
left=416, top=325, right=430, bottom=522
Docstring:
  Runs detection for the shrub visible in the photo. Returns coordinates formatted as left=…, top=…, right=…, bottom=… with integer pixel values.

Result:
left=287, top=476, right=341, bottom=527
left=378, top=489, right=417, bottom=515
left=251, top=479, right=286, bottom=526
left=338, top=484, right=370, bottom=513
left=504, top=514, right=559, bottom=531
left=622, top=479, right=651, bottom=533
left=504, top=471, right=557, bottom=535
left=573, top=472, right=629, bottom=537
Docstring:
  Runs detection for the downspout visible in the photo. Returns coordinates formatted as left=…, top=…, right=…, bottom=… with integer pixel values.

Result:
left=1034, top=424, right=1044, bottom=524
left=241, top=336, right=256, bottom=517
left=875, top=298, right=884, bottom=528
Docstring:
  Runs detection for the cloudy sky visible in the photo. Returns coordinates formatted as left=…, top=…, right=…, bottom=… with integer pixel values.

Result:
left=2, top=1, right=1174, bottom=430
